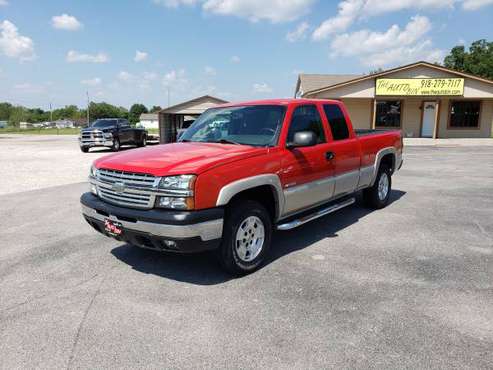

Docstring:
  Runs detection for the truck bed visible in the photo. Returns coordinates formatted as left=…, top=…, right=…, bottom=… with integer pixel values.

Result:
left=355, top=128, right=400, bottom=137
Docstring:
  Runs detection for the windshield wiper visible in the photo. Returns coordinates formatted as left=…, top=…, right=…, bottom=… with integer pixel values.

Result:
left=214, top=138, right=242, bottom=145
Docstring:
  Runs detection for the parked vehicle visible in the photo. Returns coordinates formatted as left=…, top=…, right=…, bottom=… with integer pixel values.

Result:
left=81, top=99, right=403, bottom=274
left=79, top=118, right=147, bottom=153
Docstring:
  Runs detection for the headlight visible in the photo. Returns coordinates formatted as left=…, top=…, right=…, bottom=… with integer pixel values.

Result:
left=90, top=165, right=98, bottom=178
left=156, top=175, right=196, bottom=210
left=159, top=175, right=196, bottom=191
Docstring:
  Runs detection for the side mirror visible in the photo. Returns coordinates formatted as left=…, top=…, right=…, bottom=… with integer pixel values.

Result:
left=288, top=131, right=317, bottom=148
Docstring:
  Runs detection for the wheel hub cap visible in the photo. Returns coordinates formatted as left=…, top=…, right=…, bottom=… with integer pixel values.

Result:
left=235, top=216, right=265, bottom=262
left=378, top=173, right=389, bottom=200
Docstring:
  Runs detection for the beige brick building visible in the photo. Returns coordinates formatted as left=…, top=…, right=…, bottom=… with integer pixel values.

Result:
left=296, top=61, right=493, bottom=138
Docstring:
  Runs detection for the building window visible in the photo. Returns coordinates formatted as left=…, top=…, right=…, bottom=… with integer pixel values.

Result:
left=449, top=101, right=481, bottom=128
left=375, top=100, right=402, bottom=128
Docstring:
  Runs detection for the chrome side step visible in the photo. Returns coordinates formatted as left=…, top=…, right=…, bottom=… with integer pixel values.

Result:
left=277, top=197, right=356, bottom=231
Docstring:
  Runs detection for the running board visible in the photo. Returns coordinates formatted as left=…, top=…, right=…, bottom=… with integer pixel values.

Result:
left=277, top=197, right=356, bottom=231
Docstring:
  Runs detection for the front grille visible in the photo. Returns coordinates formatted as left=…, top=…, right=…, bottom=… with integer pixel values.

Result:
left=96, top=169, right=158, bottom=209
left=97, top=169, right=157, bottom=188
left=82, top=130, right=103, bottom=140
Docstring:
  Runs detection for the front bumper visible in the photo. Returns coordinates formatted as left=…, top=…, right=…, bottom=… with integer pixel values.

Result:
left=79, top=137, right=113, bottom=148
left=81, top=192, right=224, bottom=253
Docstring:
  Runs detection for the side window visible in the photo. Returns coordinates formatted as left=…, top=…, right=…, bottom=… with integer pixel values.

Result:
left=323, top=104, right=350, bottom=141
left=287, top=105, right=326, bottom=144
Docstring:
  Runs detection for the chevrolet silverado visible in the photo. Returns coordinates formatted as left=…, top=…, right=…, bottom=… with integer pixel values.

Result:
left=81, top=99, right=403, bottom=274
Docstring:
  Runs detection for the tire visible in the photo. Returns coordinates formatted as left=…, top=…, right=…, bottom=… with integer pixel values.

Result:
left=138, top=135, right=147, bottom=147
left=111, top=138, right=120, bottom=152
left=218, top=200, right=272, bottom=275
left=363, top=164, right=392, bottom=209
left=80, top=146, right=89, bottom=153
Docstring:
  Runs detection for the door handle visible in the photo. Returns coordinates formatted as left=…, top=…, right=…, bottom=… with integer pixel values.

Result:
left=325, top=151, right=335, bottom=161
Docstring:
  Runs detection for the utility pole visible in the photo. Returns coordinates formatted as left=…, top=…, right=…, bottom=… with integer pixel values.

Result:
left=86, top=91, right=90, bottom=125
left=49, top=103, right=53, bottom=122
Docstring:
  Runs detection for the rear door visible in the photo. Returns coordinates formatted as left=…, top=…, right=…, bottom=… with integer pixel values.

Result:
left=118, top=119, right=132, bottom=143
left=322, top=103, right=362, bottom=197
left=280, top=104, right=336, bottom=216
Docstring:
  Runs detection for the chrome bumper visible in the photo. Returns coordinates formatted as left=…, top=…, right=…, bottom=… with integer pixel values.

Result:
left=81, top=204, right=223, bottom=242
left=79, top=138, right=113, bottom=147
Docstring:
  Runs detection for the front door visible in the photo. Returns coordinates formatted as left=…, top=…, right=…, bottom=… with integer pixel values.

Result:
left=421, top=101, right=437, bottom=138
left=280, top=105, right=336, bottom=216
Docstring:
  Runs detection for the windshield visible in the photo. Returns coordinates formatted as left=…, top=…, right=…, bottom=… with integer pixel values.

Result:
left=91, top=119, right=118, bottom=128
left=179, top=105, right=287, bottom=147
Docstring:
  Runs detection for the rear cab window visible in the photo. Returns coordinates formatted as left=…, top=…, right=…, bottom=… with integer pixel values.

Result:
left=323, top=104, right=350, bottom=141
left=287, top=105, right=326, bottom=145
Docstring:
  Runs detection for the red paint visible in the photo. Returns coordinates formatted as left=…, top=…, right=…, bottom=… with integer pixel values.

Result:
left=93, top=99, right=402, bottom=210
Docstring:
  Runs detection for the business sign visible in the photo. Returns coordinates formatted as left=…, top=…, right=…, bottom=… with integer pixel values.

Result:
left=376, top=78, right=464, bottom=96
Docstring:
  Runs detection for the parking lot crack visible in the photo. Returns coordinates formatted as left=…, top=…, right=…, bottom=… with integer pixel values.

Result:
left=66, top=265, right=116, bottom=370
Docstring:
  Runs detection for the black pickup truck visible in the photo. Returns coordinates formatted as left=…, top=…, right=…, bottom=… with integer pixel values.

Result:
left=79, top=118, right=148, bottom=153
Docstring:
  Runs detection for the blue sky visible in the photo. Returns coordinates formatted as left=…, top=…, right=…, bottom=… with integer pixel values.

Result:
left=1, top=0, right=492, bottom=109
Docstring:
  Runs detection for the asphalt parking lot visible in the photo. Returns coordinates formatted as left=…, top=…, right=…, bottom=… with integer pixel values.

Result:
left=0, top=135, right=492, bottom=369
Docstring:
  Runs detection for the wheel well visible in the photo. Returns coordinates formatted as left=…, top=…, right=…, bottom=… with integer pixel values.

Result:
left=380, top=153, right=395, bottom=173
left=227, top=185, right=277, bottom=221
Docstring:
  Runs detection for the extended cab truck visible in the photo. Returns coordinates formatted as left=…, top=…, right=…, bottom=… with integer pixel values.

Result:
left=81, top=99, right=403, bottom=274
left=79, top=118, right=148, bottom=153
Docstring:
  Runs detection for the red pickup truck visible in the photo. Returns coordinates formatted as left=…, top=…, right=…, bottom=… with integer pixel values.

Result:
left=81, top=99, right=403, bottom=274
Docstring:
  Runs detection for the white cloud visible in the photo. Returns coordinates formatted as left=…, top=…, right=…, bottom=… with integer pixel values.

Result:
left=143, top=72, right=158, bottom=81
left=66, top=50, right=109, bottom=63
left=230, top=55, right=241, bottom=63
left=155, top=0, right=315, bottom=22
left=51, top=14, right=83, bottom=31
left=118, top=71, right=134, bottom=82
left=313, top=0, right=454, bottom=40
left=286, top=22, right=310, bottom=42
left=462, top=0, right=493, bottom=9
left=81, top=77, right=102, bottom=86
left=330, top=16, right=444, bottom=67
left=204, top=66, right=217, bottom=76
left=13, top=83, right=45, bottom=93
left=203, top=0, right=315, bottom=22
left=253, top=83, right=273, bottom=93
left=0, top=20, right=36, bottom=61
left=0, top=0, right=8, bottom=6
left=153, top=0, right=199, bottom=7
left=134, top=50, right=148, bottom=62
left=162, top=69, right=187, bottom=88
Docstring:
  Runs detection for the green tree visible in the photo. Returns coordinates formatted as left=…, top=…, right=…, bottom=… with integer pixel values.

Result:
left=444, top=39, right=493, bottom=80
left=129, top=103, right=148, bottom=124
left=150, top=105, right=162, bottom=113
left=88, top=102, right=127, bottom=121
left=0, top=102, right=13, bottom=121
left=8, top=106, right=27, bottom=127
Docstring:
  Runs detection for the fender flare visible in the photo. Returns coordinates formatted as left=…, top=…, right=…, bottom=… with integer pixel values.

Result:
left=216, top=174, right=285, bottom=220
left=370, top=147, right=396, bottom=186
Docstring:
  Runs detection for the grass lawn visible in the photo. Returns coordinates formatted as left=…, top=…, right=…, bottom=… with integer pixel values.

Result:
left=0, top=127, right=81, bottom=135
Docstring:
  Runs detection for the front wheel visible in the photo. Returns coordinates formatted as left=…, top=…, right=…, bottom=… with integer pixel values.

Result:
left=363, top=164, right=392, bottom=209
left=111, top=138, right=120, bottom=152
left=218, top=200, right=272, bottom=275
left=80, top=146, right=89, bottom=153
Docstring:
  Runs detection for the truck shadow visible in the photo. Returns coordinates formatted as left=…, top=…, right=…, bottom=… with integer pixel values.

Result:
left=111, top=190, right=406, bottom=285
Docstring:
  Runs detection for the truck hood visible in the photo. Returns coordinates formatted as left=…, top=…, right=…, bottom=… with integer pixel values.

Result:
left=94, top=142, right=267, bottom=176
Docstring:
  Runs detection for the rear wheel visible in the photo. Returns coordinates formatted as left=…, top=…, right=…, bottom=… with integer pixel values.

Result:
left=111, top=138, right=120, bottom=152
left=218, top=200, right=272, bottom=275
left=138, top=135, right=147, bottom=147
left=80, top=146, right=89, bottom=153
left=363, top=164, right=391, bottom=209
